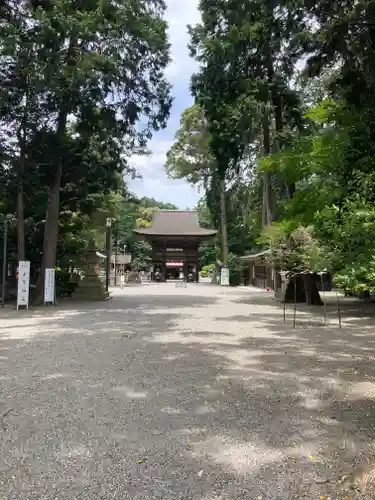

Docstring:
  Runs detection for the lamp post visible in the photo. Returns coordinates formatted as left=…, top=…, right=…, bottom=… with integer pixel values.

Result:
left=1, top=219, right=8, bottom=307
left=115, top=238, right=119, bottom=286
left=105, top=217, right=112, bottom=293
left=114, top=218, right=119, bottom=286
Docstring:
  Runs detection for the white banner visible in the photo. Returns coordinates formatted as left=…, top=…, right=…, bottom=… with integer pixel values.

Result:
left=44, top=268, right=55, bottom=304
left=17, top=261, right=30, bottom=310
left=220, top=267, right=229, bottom=286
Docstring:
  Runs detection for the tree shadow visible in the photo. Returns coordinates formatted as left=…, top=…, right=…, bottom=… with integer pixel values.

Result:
left=234, top=289, right=375, bottom=330
left=1, top=289, right=375, bottom=499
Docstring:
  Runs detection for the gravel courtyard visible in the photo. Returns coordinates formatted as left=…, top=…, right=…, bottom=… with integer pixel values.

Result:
left=1, top=283, right=375, bottom=499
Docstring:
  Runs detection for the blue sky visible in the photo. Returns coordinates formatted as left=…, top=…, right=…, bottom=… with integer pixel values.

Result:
left=127, top=0, right=202, bottom=209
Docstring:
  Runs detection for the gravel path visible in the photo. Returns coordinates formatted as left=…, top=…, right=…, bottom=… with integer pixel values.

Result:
left=1, top=283, right=375, bottom=499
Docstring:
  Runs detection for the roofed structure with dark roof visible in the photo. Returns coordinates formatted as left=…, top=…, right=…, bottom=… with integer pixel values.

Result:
left=133, top=210, right=216, bottom=282
left=239, top=249, right=271, bottom=262
left=133, top=210, right=217, bottom=238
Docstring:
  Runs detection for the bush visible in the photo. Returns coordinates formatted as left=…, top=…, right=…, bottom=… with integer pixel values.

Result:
left=55, top=269, right=71, bottom=286
left=200, top=256, right=244, bottom=285
left=200, top=264, right=215, bottom=277
left=333, top=262, right=375, bottom=294
left=55, top=269, right=78, bottom=297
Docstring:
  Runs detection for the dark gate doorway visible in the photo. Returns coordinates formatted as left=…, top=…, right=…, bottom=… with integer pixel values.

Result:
left=166, top=262, right=182, bottom=280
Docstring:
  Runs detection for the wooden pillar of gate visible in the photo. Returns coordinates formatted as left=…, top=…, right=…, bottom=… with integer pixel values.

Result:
left=162, top=241, right=167, bottom=281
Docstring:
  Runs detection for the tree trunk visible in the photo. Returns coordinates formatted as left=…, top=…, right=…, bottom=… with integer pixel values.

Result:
left=284, top=274, right=323, bottom=305
left=272, top=94, right=282, bottom=153
left=35, top=163, right=63, bottom=302
left=286, top=182, right=296, bottom=199
left=262, top=114, right=273, bottom=227
left=261, top=45, right=275, bottom=228
left=271, top=85, right=296, bottom=200
left=35, top=110, right=68, bottom=302
left=15, top=128, right=28, bottom=263
left=219, top=177, right=228, bottom=268
left=16, top=162, right=25, bottom=262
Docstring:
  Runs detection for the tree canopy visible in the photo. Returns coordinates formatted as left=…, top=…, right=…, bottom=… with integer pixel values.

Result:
left=163, top=0, right=375, bottom=295
left=0, top=0, right=172, bottom=300
left=2, top=0, right=375, bottom=297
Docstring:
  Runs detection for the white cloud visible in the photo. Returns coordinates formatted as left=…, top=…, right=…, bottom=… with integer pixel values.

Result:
left=164, top=0, right=200, bottom=80
left=127, top=136, right=200, bottom=208
left=129, top=138, right=172, bottom=181
left=127, top=0, right=201, bottom=209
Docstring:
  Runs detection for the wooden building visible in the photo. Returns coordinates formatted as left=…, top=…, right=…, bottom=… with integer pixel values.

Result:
left=240, top=249, right=332, bottom=300
left=110, top=253, right=132, bottom=274
left=133, top=210, right=217, bottom=282
left=95, top=252, right=132, bottom=284
left=239, top=249, right=274, bottom=289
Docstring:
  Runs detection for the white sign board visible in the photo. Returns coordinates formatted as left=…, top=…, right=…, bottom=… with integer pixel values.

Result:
left=17, top=261, right=30, bottom=310
left=44, top=268, right=55, bottom=305
left=220, top=267, right=229, bottom=286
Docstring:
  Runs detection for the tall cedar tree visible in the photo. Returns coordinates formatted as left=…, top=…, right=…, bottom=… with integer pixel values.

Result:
left=189, top=0, right=304, bottom=266
left=1, top=0, right=171, bottom=300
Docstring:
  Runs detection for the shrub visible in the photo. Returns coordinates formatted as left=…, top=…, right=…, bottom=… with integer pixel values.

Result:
left=200, top=264, right=216, bottom=277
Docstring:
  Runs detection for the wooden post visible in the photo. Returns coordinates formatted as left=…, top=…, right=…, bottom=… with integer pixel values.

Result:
left=318, top=271, right=327, bottom=324
left=293, top=275, right=297, bottom=328
left=336, top=292, right=342, bottom=329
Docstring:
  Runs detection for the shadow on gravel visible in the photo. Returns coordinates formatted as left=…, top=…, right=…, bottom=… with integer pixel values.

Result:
left=234, top=288, right=375, bottom=330
left=1, top=290, right=375, bottom=499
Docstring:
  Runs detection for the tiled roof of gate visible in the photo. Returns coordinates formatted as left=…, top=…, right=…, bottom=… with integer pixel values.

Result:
left=133, top=210, right=217, bottom=237
left=239, top=249, right=271, bottom=262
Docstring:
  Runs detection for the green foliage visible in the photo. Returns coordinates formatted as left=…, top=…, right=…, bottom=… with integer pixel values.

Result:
left=227, top=253, right=243, bottom=286
left=199, top=243, right=217, bottom=268
left=183, top=0, right=375, bottom=294
left=262, top=223, right=330, bottom=274
left=199, top=264, right=215, bottom=278
left=166, top=117, right=262, bottom=262
left=165, top=104, right=214, bottom=186
left=334, top=263, right=375, bottom=294
left=256, top=86, right=375, bottom=293
left=130, top=241, right=152, bottom=271
left=3, top=0, right=374, bottom=299
left=115, top=196, right=178, bottom=271
left=0, top=0, right=172, bottom=289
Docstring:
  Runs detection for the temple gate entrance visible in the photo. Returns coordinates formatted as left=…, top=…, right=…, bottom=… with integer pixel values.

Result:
left=133, top=210, right=217, bottom=282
